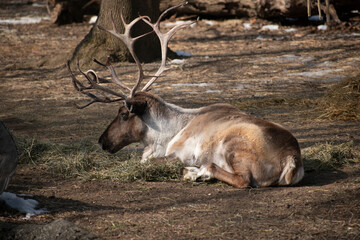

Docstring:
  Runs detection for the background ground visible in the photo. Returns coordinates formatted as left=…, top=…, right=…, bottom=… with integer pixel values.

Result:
left=0, top=1, right=359, bottom=239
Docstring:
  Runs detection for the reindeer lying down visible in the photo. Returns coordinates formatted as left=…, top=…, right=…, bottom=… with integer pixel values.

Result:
left=67, top=3, right=304, bottom=188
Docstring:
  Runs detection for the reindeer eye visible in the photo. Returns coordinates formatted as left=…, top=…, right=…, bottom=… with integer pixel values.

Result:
left=119, top=111, right=129, bottom=121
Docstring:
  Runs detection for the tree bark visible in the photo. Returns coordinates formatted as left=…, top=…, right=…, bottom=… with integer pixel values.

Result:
left=70, top=0, right=161, bottom=69
left=160, top=0, right=257, bottom=18
left=52, top=0, right=359, bottom=26
left=48, top=0, right=100, bottom=25
left=256, top=0, right=308, bottom=19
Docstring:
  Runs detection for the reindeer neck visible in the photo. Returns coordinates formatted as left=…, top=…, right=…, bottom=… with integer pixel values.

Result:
left=137, top=93, right=199, bottom=155
left=144, top=97, right=196, bottom=132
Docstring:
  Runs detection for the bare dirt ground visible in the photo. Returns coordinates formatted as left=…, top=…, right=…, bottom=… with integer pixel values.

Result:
left=1, top=1, right=360, bottom=239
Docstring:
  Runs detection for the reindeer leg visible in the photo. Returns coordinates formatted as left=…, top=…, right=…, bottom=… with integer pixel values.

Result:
left=210, top=163, right=251, bottom=188
left=182, top=167, right=201, bottom=181
left=182, top=163, right=251, bottom=188
left=140, top=146, right=153, bottom=163
left=182, top=140, right=254, bottom=187
left=191, top=163, right=250, bottom=188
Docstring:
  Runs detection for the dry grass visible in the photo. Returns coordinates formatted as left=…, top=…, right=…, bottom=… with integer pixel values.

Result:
left=16, top=137, right=359, bottom=181
left=232, top=97, right=314, bottom=110
left=92, top=157, right=184, bottom=182
left=315, top=73, right=360, bottom=121
left=302, top=141, right=358, bottom=171
left=15, top=137, right=184, bottom=181
left=229, top=72, right=360, bottom=122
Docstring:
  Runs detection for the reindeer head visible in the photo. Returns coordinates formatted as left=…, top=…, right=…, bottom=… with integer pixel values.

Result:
left=67, top=3, right=195, bottom=153
left=98, top=104, right=145, bottom=153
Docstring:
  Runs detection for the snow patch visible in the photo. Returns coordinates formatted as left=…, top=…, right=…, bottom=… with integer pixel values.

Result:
left=308, top=16, right=323, bottom=22
left=205, top=21, right=214, bottom=26
left=276, top=54, right=298, bottom=62
left=205, top=90, right=221, bottom=93
left=317, top=25, right=328, bottom=31
left=32, top=2, right=45, bottom=7
left=163, top=20, right=196, bottom=28
left=0, top=16, right=50, bottom=25
left=288, top=70, right=331, bottom=77
left=317, top=61, right=334, bottom=67
left=234, top=83, right=256, bottom=90
left=0, top=192, right=47, bottom=219
left=176, top=50, right=193, bottom=57
left=261, top=25, right=279, bottom=31
left=284, top=28, right=297, bottom=33
left=169, top=59, right=185, bottom=65
left=89, top=16, right=98, bottom=24
left=288, top=69, right=343, bottom=79
left=172, top=83, right=215, bottom=87
left=336, top=33, right=360, bottom=37
left=243, top=23, right=251, bottom=30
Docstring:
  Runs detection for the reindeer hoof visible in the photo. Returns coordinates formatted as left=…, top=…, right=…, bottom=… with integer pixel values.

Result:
left=198, top=165, right=213, bottom=181
left=182, top=167, right=200, bottom=181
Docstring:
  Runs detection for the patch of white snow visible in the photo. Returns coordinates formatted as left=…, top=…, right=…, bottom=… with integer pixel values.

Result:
left=169, top=59, right=185, bottom=65
left=175, top=50, right=193, bottom=57
left=0, top=192, right=47, bottom=218
left=317, top=25, right=328, bottom=31
left=243, top=23, right=251, bottom=30
left=261, top=25, right=279, bottom=31
left=89, top=16, right=98, bottom=24
left=172, top=83, right=215, bottom=87
left=0, top=16, right=50, bottom=25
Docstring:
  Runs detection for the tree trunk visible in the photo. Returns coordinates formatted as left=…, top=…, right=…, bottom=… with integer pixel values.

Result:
left=48, top=0, right=100, bottom=25
left=160, top=0, right=257, bottom=18
left=256, top=0, right=309, bottom=20
left=70, top=0, right=161, bottom=69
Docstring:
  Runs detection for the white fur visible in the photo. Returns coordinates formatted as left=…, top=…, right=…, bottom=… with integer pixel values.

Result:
left=278, top=157, right=296, bottom=185
left=212, top=142, right=234, bottom=174
left=182, top=166, right=214, bottom=181
left=141, top=101, right=199, bottom=161
left=183, top=167, right=200, bottom=181
left=132, top=95, right=303, bottom=188
left=278, top=156, right=304, bottom=186
left=197, top=165, right=213, bottom=180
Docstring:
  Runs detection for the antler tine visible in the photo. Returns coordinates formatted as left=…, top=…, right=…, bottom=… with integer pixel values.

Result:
left=141, top=2, right=197, bottom=92
left=66, top=60, right=126, bottom=109
left=98, top=12, right=152, bottom=98
left=76, top=60, right=127, bottom=99
left=155, top=2, right=188, bottom=27
left=93, top=3, right=193, bottom=96
left=93, top=58, right=131, bottom=92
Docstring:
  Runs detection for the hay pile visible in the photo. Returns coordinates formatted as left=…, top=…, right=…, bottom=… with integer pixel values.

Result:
left=17, top=137, right=359, bottom=180
left=316, top=73, right=360, bottom=121
left=302, top=141, right=357, bottom=172
left=16, top=137, right=183, bottom=181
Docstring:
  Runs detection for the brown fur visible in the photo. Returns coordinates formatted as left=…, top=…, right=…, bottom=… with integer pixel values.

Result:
left=99, top=105, right=146, bottom=153
left=99, top=92, right=304, bottom=188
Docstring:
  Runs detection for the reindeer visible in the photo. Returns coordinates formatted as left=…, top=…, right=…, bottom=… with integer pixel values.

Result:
left=67, top=3, right=304, bottom=188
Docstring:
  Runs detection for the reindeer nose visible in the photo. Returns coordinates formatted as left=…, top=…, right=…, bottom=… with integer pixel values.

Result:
left=98, top=134, right=116, bottom=153
left=98, top=134, right=107, bottom=150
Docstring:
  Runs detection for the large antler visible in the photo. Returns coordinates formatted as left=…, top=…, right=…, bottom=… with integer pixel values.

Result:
left=67, top=59, right=127, bottom=109
left=68, top=2, right=195, bottom=108
left=98, top=14, right=152, bottom=97
left=141, top=2, right=197, bottom=91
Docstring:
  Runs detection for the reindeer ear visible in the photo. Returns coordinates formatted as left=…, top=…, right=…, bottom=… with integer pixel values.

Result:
left=125, top=99, right=147, bottom=115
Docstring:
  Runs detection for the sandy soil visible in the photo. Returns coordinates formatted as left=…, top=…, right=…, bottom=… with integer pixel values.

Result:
left=0, top=1, right=359, bottom=239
